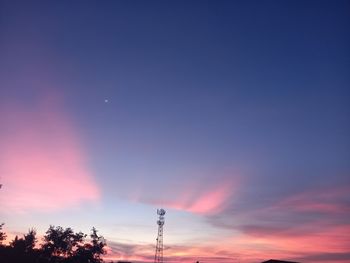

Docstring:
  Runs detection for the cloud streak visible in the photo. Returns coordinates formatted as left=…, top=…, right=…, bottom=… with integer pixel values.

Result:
left=204, top=184, right=350, bottom=262
left=0, top=96, right=100, bottom=213
left=155, top=181, right=235, bottom=215
left=130, top=174, right=237, bottom=215
left=105, top=240, right=238, bottom=263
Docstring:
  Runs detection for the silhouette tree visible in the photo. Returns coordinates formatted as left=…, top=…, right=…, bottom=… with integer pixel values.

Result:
left=74, top=227, right=106, bottom=263
left=0, top=223, right=6, bottom=245
left=10, top=235, right=26, bottom=251
left=6, top=228, right=39, bottom=263
left=10, top=228, right=37, bottom=251
left=0, top=225, right=107, bottom=263
left=24, top=228, right=37, bottom=251
left=90, top=227, right=107, bottom=262
left=41, top=225, right=86, bottom=262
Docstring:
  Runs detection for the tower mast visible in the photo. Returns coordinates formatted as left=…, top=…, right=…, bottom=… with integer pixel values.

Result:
left=154, top=208, right=166, bottom=263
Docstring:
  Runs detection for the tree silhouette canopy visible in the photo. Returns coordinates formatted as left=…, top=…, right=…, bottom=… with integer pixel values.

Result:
left=0, top=224, right=106, bottom=263
left=0, top=223, right=6, bottom=245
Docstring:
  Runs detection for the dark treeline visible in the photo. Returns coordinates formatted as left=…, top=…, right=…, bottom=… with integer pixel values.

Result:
left=0, top=223, right=106, bottom=263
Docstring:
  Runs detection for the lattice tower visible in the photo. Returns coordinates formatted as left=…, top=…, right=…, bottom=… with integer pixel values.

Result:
left=154, top=208, right=166, bottom=263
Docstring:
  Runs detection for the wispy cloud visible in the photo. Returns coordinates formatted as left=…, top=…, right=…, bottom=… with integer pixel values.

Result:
left=155, top=181, right=235, bottom=215
left=295, top=252, right=350, bottom=262
left=204, top=184, right=350, bottom=262
left=0, top=96, right=100, bottom=213
left=105, top=240, right=238, bottom=263
left=130, top=174, right=238, bottom=215
left=275, top=186, right=350, bottom=215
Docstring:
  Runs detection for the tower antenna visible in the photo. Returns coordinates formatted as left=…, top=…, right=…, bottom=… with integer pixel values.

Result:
left=154, top=208, right=165, bottom=263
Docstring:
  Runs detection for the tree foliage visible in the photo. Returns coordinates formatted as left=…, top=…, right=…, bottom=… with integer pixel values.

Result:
left=0, top=223, right=6, bottom=245
left=0, top=224, right=107, bottom=263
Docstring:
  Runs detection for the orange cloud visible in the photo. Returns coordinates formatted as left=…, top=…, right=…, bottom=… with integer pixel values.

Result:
left=0, top=98, right=99, bottom=213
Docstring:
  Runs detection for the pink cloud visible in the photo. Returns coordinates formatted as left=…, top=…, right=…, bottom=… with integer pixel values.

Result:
left=274, top=186, right=350, bottom=214
left=103, top=184, right=350, bottom=263
left=104, top=241, right=239, bottom=263
left=221, top=186, right=350, bottom=262
left=0, top=97, right=99, bottom=213
left=166, top=182, right=234, bottom=215
left=136, top=177, right=237, bottom=215
left=239, top=224, right=350, bottom=260
left=124, top=166, right=239, bottom=215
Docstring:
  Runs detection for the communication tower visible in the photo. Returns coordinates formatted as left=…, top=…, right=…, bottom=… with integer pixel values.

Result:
left=154, top=208, right=166, bottom=263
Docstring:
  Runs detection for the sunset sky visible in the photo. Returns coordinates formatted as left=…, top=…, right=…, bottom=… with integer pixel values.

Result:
left=0, top=1, right=349, bottom=262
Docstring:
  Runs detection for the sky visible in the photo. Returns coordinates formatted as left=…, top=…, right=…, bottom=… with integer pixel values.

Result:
left=0, top=0, right=349, bottom=262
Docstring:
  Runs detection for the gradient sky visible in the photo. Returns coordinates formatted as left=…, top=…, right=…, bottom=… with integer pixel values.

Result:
left=0, top=1, right=349, bottom=262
